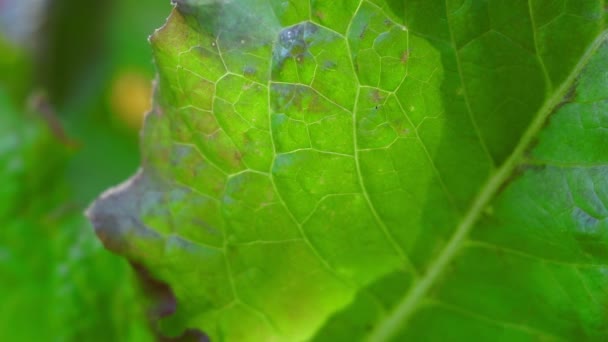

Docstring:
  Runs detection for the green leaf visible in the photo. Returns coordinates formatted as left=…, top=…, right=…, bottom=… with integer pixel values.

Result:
left=88, top=1, right=608, bottom=340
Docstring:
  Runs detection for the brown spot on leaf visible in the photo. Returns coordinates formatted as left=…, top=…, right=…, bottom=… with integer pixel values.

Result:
left=233, top=151, right=243, bottom=163
left=369, top=89, right=384, bottom=103
left=132, top=262, right=209, bottom=342
left=308, top=92, right=324, bottom=112
left=400, top=49, right=410, bottom=64
left=359, top=24, right=368, bottom=39
left=314, top=10, right=326, bottom=21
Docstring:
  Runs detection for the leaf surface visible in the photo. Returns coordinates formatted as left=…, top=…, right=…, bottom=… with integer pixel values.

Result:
left=88, top=1, right=608, bottom=340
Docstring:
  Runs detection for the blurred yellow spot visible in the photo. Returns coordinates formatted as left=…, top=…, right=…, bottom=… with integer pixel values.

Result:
left=110, top=70, right=152, bottom=130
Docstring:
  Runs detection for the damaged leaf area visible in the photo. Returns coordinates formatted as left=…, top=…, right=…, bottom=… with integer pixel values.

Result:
left=88, top=1, right=608, bottom=341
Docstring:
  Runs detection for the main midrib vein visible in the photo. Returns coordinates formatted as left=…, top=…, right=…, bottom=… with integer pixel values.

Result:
left=366, top=29, right=608, bottom=342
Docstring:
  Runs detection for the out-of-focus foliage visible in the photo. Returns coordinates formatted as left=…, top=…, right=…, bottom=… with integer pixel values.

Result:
left=0, top=87, right=150, bottom=341
left=0, top=0, right=170, bottom=340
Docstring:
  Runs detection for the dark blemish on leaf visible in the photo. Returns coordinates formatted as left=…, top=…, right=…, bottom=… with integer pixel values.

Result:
left=132, top=262, right=209, bottom=342
left=212, top=182, right=224, bottom=195
left=400, top=49, right=410, bottom=64
left=563, top=83, right=577, bottom=103
left=383, top=19, right=392, bottom=27
left=131, top=262, right=177, bottom=317
left=516, top=162, right=546, bottom=173
left=272, top=22, right=323, bottom=78
left=322, top=60, right=337, bottom=70
left=93, top=215, right=127, bottom=252
left=314, top=10, right=325, bottom=21
left=275, top=22, right=317, bottom=62
left=546, top=83, right=576, bottom=125
left=241, top=132, right=251, bottom=144
left=190, top=218, right=221, bottom=236
left=370, top=89, right=383, bottom=103
left=180, top=330, right=210, bottom=342
left=522, top=136, right=542, bottom=159
left=243, top=65, right=257, bottom=76
left=539, top=83, right=575, bottom=137
left=495, top=165, right=529, bottom=197
left=492, top=247, right=508, bottom=264
left=308, top=92, right=324, bottom=112
left=526, top=86, right=575, bottom=154
left=234, top=151, right=243, bottom=162
left=359, top=24, right=368, bottom=39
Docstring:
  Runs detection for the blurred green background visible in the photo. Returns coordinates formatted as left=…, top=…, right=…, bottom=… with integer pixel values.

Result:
left=0, top=0, right=172, bottom=340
